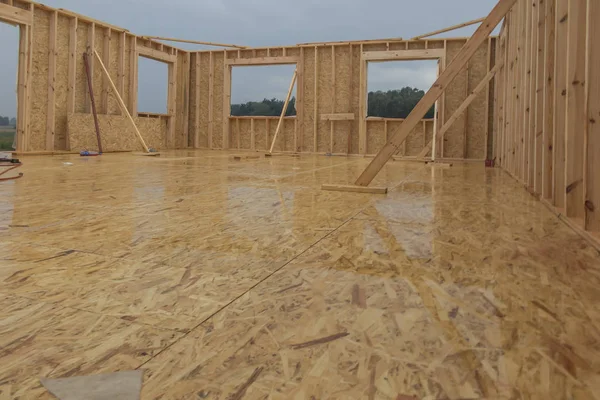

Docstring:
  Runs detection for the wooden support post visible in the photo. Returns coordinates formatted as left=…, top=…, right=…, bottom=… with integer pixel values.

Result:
left=183, top=52, right=190, bottom=147
left=297, top=46, right=304, bottom=152
left=565, top=0, right=587, bottom=220
left=24, top=4, right=33, bottom=151
left=85, top=23, right=95, bottom=113
left=46, top=10, right=57, bottom=151
left=250, top=117, right=255, bottom=150
left=269, top=69, right=297, bottom=153
left=67, top=18, right=77, bottom=115
left=16, top=23, right=28, bottom=152
left=167, top=58, right=177, bottom=148
left=101, top=28, right=110, bottom=114
left=128, top=35, right=137, bottom=115
left=534, top=0, right=546, bottom=194
left=463, top=63, right=470, bottom=158
left=553, top=0, right=568, bottom=209
left=585, top=0, right=600, bottom=231
left=117, top=31, right=125, bottom=112
left=330, top=45, right=336, bottom=153
left=313, top=46, right=318, bottom=152
left=354, top=0, right=515, bottom=186
left=359, top=44, right=367, bottom=154
left=93, top=50, right=150, bottom=153
left=527, top=0, right=538, bottom=188
left=194, top=53, right=201, bottom=148
left=484, top=37, right=492, bottom=159
left=208, top=52, right=214, bottom=148
left=542, top=0, right=556, bottom=200
left=417, top=62, right=503, bottom=159
left=348, top=43, right=354, bottom=154
left=223, top=59, right=232, bottom=149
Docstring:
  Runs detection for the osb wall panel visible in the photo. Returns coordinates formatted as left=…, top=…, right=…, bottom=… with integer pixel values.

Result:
left=74, top=22, right=89, bottom=114
left=387, top=121, right=405, bottom=156
left=367, top=121, right=385, bottom=154
left=55, top=14, right=70, bottom=150
left=94, top=28, right=105, bottom=113
left=350, top=45, right=360, bottom=154
left=238, top=119, right=251, bottom=149
left=29, top=7, right=50, bottom=151
left=108, top=30, right=120, bottom=115
left=442, top=39, right=468, bottom=159
left=175, top=51, right=187, bottom=149
left=68, top=114, right=167, bottom=152
left=254, top=119, right=266, bottom=150
left=332, top=46, right=352, bottom=154
left=466, top=41, right=489, bottom=159
left=316, top=46, right=332, bottom=153
left=405, top=121, right=426, bottom=156
left=123, top=35, right=132, bottom=114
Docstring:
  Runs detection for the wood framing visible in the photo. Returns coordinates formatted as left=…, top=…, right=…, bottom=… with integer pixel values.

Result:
left=411, top=17, right=486, bottom=40
left=362, top=49, right=445, bottom=61
left=224, top=56, right=298, bottom=66
left=354, top=0, right=516, bottom=186
left=137, top=45, right=177, bottom=63
left=321, top=184, right=388, bottom=194
left=45, top=10, right=57, bottom=151
left=0, top=2, right=32, bottom=25
left=269, top=69, right=297, bottom=153
left=320, top=113, right=355, bottom=121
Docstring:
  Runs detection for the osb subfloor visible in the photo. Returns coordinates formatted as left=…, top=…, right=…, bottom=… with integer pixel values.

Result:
left=1, top=150, right=600, bottom=399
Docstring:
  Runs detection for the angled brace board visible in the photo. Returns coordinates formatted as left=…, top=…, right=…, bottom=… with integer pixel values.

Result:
left=139, top=36, right=246, bottom=49
left=412, top=17, right=486, bottom=40
left=417, top=60, right=504, bottom=159
left=269, top=69, right=298, bottom=154
left=354, top=0, right=517, bottom=187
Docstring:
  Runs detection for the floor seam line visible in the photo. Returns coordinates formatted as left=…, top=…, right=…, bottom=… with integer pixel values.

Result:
left=135, top=168, right=423, bottom=370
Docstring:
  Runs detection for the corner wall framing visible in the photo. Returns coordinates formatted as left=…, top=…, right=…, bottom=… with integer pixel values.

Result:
left=495, top=0, right=600, bottom=246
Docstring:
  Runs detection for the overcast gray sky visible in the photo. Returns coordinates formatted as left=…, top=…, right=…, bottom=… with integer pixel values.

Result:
left=0, top=0, right=498, bottom=117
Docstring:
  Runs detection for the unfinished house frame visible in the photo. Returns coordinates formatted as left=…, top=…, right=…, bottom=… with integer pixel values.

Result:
left=3, top=0, right=600, bottom=398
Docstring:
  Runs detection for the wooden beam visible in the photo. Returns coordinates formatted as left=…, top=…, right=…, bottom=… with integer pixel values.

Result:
left=417, top=62, right=503, bottom=159
left=0, top=2, right=32, bottom=25
left=330, top=45, right=336, bottom=154
left=269, top=69, right=297, bottom=153
left=101, top=28, right=111, bottom=114
left=183, top=52, right=190, bottom=147
left=358, top=44, right=367, bottom=154
left=128, top=35, right=137, bottom=115
left=313, top=46, right=318, bottom=152
left=542, top=0, right=555, bottom=200
left=137, top=45, right=177, bottom=63
left=362, top=49, right=445, bottom=61
left=348, top=43, right=354, bottom=154
left=223, top=61, right=232, bottom=149
left=208, top=52, right=214, bottom=148
left=463, top=63, right=470, bottom=158
left=139, top=36, right=246, bottom=49
left=67, top=17, right=77, bottom=115
left=225, top=56, right=299, bottom=66
left=85, top=23, right=95, bottom=113
left=167, top=59, right=177, bottom=147
left=411, top=17, right=486, bottom=40
left=534, top=0, right=546, bottom=194
left=93, top=50, right=150, bottom=153
left=565, top=0, right=587, bottom=220
left=45, top=10, right=57, bottom=151
left=16, top=23, right=28, bottom=152
left=553, top=0, right=568, bottom=209
left=354, top=0, right=515, bottom=186
left=322, top=184, right=388, bottom=194
left=320, top=113, right=355, bottom=121
left=194, top=53, right=201, bottom=148
left=585, top=0, right=600, bottom=231
left=117, top=31, right=125, bottom=110
left=297, top=46, right=304, bottom=152
left=24, top=3, right=33, bottom=151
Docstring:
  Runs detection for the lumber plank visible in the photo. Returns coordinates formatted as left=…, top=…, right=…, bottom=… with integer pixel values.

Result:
left=320, top=113, right=355, bottom=121
left=16, top=23, right=27, bottom=151
left=128, top=35, right=137, bottom=115
left=585, top=0, right=600, bottom=231
left=208, top=52, right=214, bottom=148
left=67, top=17, right=77, bottom=115
left=85, top=23, right=95, bottom=113
left=93, top=50, right=150, bottom=153
left=269, top=69, right=297, bottom=153
left=417, top=62, right=503, bottom=159
left=542, top=0, right=555, bottom=200
left=354, top=0, right=516, bottom=186
left=45, top=10, right=57, bottom=151
left=194, top=53, right=200, bottom=148
left=553, top=0, right=568, bottom=209
left=139, top=36, right=245, bottom=49
left=101, top=28, right=110, bottom=114
left=565, top=0, right=587, bottom=220
left=0, top=2, right=32, bottom=25
left=223, top=61, right=231, bottom=149
left=362, top=49, right=445, bottom=61
left=321, top=184, right=388, bottom=194
left=411, top=17, right=486, bottom=40
left=137, top=45, right=177, bottom=63
left=313, top=46, right=318, bottom=152
left=534, top=0, right=546, bottom=194
left=117, top=32, right=125, bottom=106
left=225, top=56, right=298, bottom=66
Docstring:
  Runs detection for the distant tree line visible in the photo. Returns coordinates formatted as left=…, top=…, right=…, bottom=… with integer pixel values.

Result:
left=368, top=87, right=434, bottom=119
left=231, top=98, right=296, bottom=117
left=0, top=116, right=16, bottom=126
left=230, top=87, right=432, bottom=119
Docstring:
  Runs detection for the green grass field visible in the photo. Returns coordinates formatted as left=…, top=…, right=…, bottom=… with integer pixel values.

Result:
left=0, top=128, right=16, bottom=151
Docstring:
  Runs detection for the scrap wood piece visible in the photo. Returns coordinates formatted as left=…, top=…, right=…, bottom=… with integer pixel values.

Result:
left=231, top=154, right=261, bottom=161
left=40, top=370, right=144, bottom=400
left=417, top=61, right=504, bottom=159
left=322, top=184, right=388, bottom=194
left=290, top=332, right=350, bottom=350
left=93, top=50, right=151, bottom=154
left=354, top=0, right=517, bottom=187
left=411, top=17, right=486, bottom=40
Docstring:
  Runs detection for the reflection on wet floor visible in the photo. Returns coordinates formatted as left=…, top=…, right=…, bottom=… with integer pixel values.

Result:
left=1, top=150, right=599, bottom=399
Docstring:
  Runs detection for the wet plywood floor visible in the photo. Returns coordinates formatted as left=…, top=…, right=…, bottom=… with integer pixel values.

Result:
left=1, top=150, right=600, bottom=399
